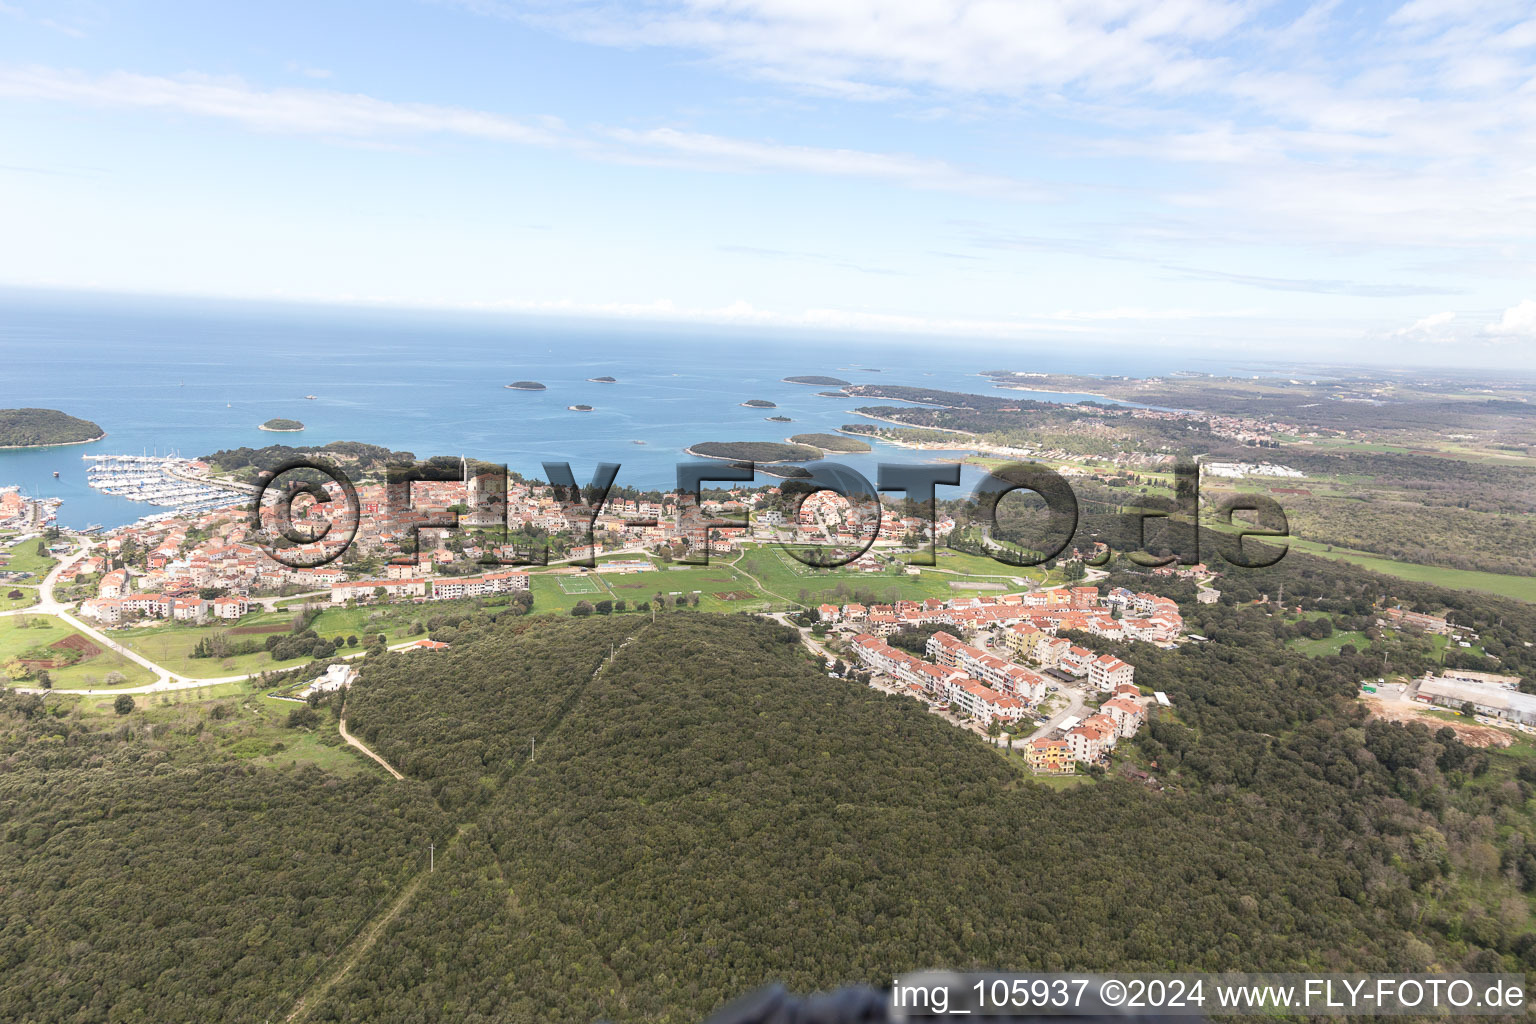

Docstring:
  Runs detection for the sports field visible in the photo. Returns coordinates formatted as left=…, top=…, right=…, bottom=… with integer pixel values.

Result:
left=557, top=574, right=604, bottom=595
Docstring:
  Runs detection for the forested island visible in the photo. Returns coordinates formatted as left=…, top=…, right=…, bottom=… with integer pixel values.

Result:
left=685, top=440, right=822, bottom=463
left=505, top=381, right=546, bottom=391
left=816, top=390, right=848, bottom=398
left=588, top=376, right=617, bottom=383
left=258, top=418, right=304, bottom=432
left=201, top=440, right=417, bottom=483
left=568, top=404, right=593, bottom=412
left=783, top=375, right=850, bottom=386
left=787, top=432, right=872, bottom=453
left=766, top=415, right=793, bottom=423
left=741, top=399, right=777, bottom=408
left=0, top=408, right=105, bottom=448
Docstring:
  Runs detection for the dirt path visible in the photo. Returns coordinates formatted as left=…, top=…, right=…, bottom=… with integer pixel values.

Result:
left=283, top=623, right=647, bottom=1023
left=284, top=867, right=428, bottom=1022
left=338, top=714, right=404, bottom=780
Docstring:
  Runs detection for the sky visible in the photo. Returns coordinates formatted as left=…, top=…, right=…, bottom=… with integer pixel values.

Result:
left=1, top=0, right=1534, bottom=365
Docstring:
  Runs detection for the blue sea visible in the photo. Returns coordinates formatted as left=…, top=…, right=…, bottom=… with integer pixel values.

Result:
left=2, top=289, right=1229, bottom=530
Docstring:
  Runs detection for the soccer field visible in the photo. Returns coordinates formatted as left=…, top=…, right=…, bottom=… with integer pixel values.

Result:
left=558, top=575, right=604, bottom=595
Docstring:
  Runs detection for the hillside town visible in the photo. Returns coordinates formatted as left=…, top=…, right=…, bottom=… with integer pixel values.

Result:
left=65, top=469, right=952, bottom=628
left=832, top=583, right=1182, bottom=774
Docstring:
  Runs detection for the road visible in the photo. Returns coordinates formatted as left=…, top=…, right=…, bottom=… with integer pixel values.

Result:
left=1026, top=683, right=1086, bottom=741
left=1, top=537, right=426, bottom=696
left=338, top=714, right=404, bottom=779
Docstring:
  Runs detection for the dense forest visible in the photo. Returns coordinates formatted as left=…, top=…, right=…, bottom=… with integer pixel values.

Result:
left=201, top=440, right=419, bottom=482
left=6, top=546, right=1536, bottom=1021
left=0, top=689, right=448, bottom=1023
left=0, top=408, right=104, bottom=447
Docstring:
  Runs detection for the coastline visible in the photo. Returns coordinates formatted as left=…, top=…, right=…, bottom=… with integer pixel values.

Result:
left=0, top=432, right=107, bottom=451
left=991, top=382, right=1118, bottom=402
left=683, top=444, right=819, bottom=465
left=781, top=435, right=872, bottom=454
left=846, top=410, right=979, bottom=436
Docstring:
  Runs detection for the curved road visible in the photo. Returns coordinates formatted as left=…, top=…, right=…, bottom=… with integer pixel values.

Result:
left=2, top=539, right=419, bottom=696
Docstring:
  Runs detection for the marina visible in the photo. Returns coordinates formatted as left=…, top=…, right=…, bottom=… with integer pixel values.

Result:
left=82, top=454, right=250, bottom=517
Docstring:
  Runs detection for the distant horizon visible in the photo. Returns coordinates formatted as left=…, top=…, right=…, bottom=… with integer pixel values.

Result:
left=2, top=2, right=1532, bottom=372
left=5, top=282, right=1533, bottom=376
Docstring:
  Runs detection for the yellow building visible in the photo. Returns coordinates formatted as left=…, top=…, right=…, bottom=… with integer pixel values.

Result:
left=1027, top=737, right=1074, bottom=775
left=1004, top=624, right=1044, bottom=662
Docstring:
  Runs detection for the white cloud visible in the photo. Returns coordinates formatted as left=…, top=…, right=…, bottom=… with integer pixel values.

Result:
left=0, top=65, right=565, bottom=144
left=1384, top=310, right=1457, bottom=340
left=447, top=1, right=1536, bottom=256
left=1487, top=299, right=1536, bottom=337
left=607, top=126, right=1047, bottom=199
left=0, top=64, right=1042, bottom=199
left=461, top=0, right=1250, bottom=98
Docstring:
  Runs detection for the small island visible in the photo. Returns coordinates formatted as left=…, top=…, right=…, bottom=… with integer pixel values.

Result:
left=741, top=399, right=777, bottom=409
left=505, top=381, right=547, bottom=391
left=766, top=415, right=793, bottom=423
left=788, top=432, right=872, bottom=453
left=783, top=375, right=851, bottom=386
left=568, top=404, right=594, bottom=412
left=588, top=376, right=617, bottom=383
left=258, top=418, right=305, bottom=433
left=761, top=464, right=813, bottom=479
left=816, top=391, right=848, bottom=398
left=686, top=441, right=823, bottom=464
left=0, top=408, right=105, bottom=449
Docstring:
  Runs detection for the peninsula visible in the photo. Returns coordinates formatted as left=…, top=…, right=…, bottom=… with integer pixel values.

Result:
left=685, top=441, right=822, bottom=463
left=787, top=432, right=872, bottom=453
left=782, top=375, right=851, bottom=386
left=0, top=408, right=105, bottom=449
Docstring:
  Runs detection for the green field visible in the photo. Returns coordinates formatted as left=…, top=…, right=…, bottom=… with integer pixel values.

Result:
left=1284, top=536, right=1536, bottom=603
left=115, top=604, right=429, bottom=679
left=0, top=586, right=39, bottom=611
left=1288, top=630, right=1372, bottom=657
left=65, top=685, right=374, bottom=775
left=0, top=614, right=155, bottom=688
left=733, top=544, right=1039, bottom=606
left=0, top=541, right=59, bottom=583
left=557, top=574, right=603, bottom=595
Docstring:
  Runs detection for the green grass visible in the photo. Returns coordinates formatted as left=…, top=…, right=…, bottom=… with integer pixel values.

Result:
left=602, top=563, right=779, bottom=613
left=733, top=544, right=1036, bottom=606
left=115, top=604, right=429, bottom=679
left=0, top=586, right=39, bottom=611
left=0, top=541, right=59, bottom=583
left=1288, top=630, right=1372, bottom=657
left=557, top=574, right=604, bottom=595
left=0, top=614, right=155, bottom=688
left=1019, top=772, right=1091, bottom=789
left=1283, top=536, right=1536, bottom=603
left=65, top=687, right=373, bottom=775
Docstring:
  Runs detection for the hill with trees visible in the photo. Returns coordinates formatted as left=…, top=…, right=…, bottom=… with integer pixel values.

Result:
left=0, top=408, right=104, bottom=448
left=6, top=571, right=1536, bottom=1022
